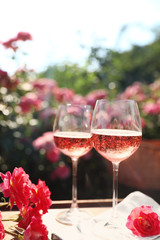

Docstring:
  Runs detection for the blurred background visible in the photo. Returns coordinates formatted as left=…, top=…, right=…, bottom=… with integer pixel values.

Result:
left=0, top=0, right=160, bottom=202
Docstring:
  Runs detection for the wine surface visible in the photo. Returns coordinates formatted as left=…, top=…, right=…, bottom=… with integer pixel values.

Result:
left=92, top=129, right=142, bottom=163
left=54, top=131, right=93, bottom=159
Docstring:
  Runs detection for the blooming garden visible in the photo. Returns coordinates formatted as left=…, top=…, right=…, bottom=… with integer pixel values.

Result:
left=0, top=33, right=160, bottom=201
left=0, top=31, right=160, bottom=238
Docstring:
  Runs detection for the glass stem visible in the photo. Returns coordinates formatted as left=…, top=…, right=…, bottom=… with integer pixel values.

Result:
left=112, top=162, right=119, bottom=220
left=71, top=157, right=78, bottom=210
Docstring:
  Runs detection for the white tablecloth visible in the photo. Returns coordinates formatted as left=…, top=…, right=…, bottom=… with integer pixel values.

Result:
left=43, top=191, right=160, bottom=240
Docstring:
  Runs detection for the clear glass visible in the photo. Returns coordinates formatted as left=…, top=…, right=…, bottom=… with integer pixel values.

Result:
left=53, top=104, right=93, bottom=225
left=91, top=99, right=142, bottom=236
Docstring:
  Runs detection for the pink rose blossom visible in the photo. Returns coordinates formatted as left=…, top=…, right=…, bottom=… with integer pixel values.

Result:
left=1, top=37, right=18, bottom=51
left=33, top=132, right=54, bottom=152
left=24, top=216, right=48, bottom=240
left=0, top=69, right=19, bottom=89
left=85, top=89, right=107, bottom=107
left=16, top=32, right=32, bottom=41
left=72, top=94, right=87, bottom=105
left=126, top=205, right=160, bottom=237
left=33, top=132, right=60, bottom=162
left=46, top=147, right=60, bottom=163
left=19, top=92, right=42, bottom=113
left=51, top=164, right=71, bottom=180
left=40, top=107, right=56, bottom=120
left=0, top=212, right=5, bottom=240
left=1, top=32, right=32, bottom=52
left=119, top=82, right=143, bottom=99
left=33, top=78, right=57, bottom=93
left=53, top=87, right=74, bottom=103
left=143, top=102, right=160, bottom=115
left=0, top=171, right=11, bottom=198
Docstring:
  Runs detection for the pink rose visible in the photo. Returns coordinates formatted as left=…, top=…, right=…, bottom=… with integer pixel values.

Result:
left=50, top=164, right=71, bottom=180
left=33, top=132, right=60, bottom=162
left=126, top=205, right=160, bottom=237
left=16, top=32, right=32, bottom=41
left=24, top=216, right=48, bottom=240
left=0, top=171, right=11, bottom=198
left=46, top=147, right=60, bottom=163
left=19, top=92, right=42, bottom=113
left=0, top=69, right=19, bottom=89
left=0, top=212, right=5, bottom=240
left=143, top=102, right=160, bottom=115
left=53, top=87, right=74, bottom=103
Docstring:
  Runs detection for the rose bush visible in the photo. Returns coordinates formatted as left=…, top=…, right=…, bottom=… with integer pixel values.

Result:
left=0, top=32, right=108, bottom=200
left=126, top=205, right=160, bottom=237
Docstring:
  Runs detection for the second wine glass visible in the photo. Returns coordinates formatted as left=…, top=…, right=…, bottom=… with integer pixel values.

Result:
left=91, top=99, right=142, bottom=238
left=53, top=104, right=93, bottom=225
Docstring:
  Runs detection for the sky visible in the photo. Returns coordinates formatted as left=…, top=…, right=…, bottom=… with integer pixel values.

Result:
left=0, top=0, right=160, bottom=74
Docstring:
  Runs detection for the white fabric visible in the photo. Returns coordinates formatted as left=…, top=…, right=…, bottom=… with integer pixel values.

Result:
left=43, top=191, right=160, bottom=240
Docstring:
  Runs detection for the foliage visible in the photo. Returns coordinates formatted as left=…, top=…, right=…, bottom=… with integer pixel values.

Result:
left=1, top=32, right=160, bottom=202
left=87, top=39, right=160, bottom=92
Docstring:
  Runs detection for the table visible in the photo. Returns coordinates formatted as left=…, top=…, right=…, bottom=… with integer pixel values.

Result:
left=1, top=199, right=115, bottom=240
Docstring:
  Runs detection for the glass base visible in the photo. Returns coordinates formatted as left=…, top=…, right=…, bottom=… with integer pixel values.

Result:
left=77, top=217, right=137, bottom=240
left=56, top=207, right=92, bottom=225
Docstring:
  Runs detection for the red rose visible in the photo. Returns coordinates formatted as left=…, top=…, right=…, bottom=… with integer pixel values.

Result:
left=8, top=167, right=33, bottom=210
left=31, top=180, right=52, bottom=214
left=24, top=216, right=48, bottom=240
left=126, top=205, right=160, bottom=237
left=18, top=206, right=41, bottom=230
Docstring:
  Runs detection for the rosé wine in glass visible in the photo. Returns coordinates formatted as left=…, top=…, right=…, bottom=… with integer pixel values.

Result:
left=54, top=131, right=92, bottom=159
left=92, top=129, right=142, bottom=163
left=53, top=104, right=93, bottom=225
left=90, top=99, right=142, bottom=237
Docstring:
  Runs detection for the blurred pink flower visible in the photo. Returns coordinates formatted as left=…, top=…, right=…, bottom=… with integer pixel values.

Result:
left=72, top=94, right=87, bottom=105
left=33, top=132, right=54, bottom=152
left=40, top=108, right=57, bottom=120
left=16, top=32, right=32, bottom=41
left=143, top=101, right=160, bottom=115
left=1, top=32, right=32, bottom=52
left=33, top=78, right=57, bottom=94
left=50, top=164, right=71, bottom=180
left=46, top=148, right=60, bottom=163
left=149, top=78, right=160, bottom=92
left=53, top=87, right=74, bottom=103
left=19, top=92, right=42, bottom=113
left=33, top=132, right=60, bottom=162
left=85, top=89, right=107, bottom=107
left=119, top=82, right=146, bottom=102
left=0, top=69, right=19, bottom=89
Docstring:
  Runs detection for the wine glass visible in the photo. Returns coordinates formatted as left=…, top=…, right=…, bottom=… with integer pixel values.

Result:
left=91, top=99, right=142, bottom=236
left=53, top=104, right=93, bottom=225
